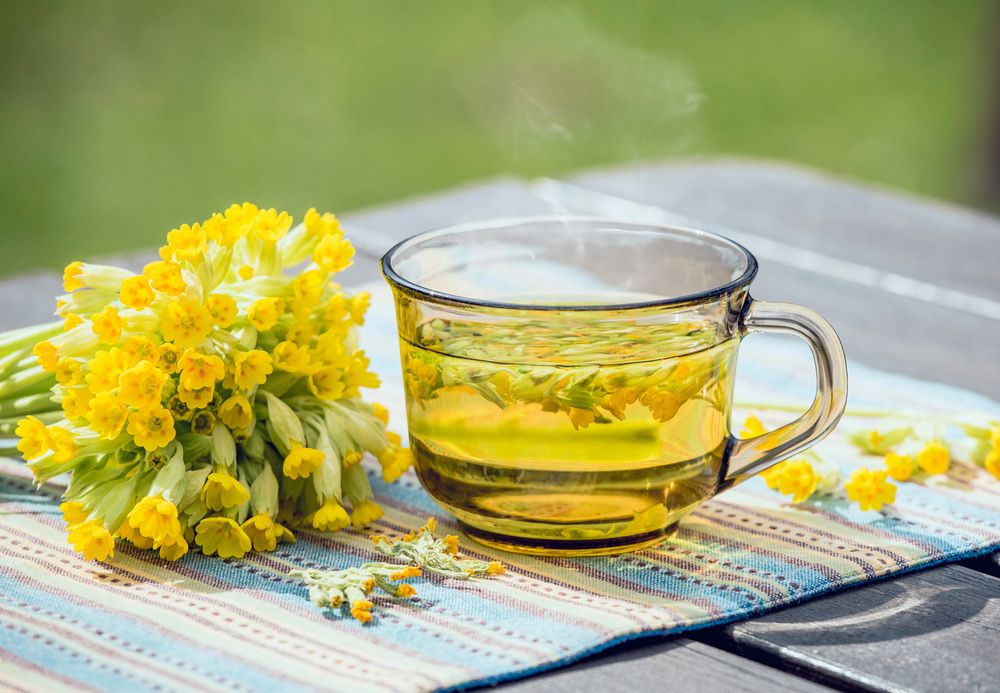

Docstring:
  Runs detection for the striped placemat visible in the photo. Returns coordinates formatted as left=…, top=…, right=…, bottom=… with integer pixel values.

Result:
left=1, top=283, right=998, bottom=692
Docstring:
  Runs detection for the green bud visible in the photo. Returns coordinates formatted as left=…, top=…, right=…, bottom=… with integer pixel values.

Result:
left=311, top=427, right=342, bottom=503
left=250, top=463, right=279, bottom=517
left=150, top=444, right=186, bottom=505
left=211, top=424, right=237, bottom=471
left=261, top=391, right=304, bottom=453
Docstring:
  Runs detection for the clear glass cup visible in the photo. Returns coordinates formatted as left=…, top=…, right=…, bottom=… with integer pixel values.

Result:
left=382, top=217, right=848, bottom=556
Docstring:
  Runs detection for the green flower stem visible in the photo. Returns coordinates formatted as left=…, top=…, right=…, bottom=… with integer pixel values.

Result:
left=0, top=322, right=60, bottom=353
left=0, top=366, right=55, bottom=400
left=0, top=392, right=57, bottom=418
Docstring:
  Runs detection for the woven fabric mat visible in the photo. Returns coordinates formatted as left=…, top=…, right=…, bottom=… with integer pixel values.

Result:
left=1, top=283, right=998, bottom=693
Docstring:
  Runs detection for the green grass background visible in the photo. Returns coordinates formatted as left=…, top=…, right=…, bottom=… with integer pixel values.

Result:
left=0, top=1, right=995, bottom=277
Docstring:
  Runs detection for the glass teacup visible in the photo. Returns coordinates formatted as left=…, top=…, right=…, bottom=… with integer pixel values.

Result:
left=382, top=217, right=847, bottom=556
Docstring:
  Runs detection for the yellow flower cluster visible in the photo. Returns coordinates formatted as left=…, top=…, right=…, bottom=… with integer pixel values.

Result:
left=5, top=203, right=412, bottom=563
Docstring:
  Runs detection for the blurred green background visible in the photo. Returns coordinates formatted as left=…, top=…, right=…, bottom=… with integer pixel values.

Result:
left=1, top=1, right=997, bottom=277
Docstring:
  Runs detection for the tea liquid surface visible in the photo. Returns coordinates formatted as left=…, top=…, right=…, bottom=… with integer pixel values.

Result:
left=401, top=314, right=737, bottom=555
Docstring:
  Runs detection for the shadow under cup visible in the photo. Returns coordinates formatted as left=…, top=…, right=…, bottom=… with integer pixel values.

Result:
left=382, top=218, right=847, bottom=556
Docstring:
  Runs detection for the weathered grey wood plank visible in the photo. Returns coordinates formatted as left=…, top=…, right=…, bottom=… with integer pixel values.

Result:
left=565, top=159, right=1000, bottom=300
left=699, top=564, right=1000, bottom=692
left=498, top=638, right=833, bottom=693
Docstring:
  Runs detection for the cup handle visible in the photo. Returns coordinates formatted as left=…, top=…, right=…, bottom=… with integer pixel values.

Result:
left=720, top=298, right=848, bottom=489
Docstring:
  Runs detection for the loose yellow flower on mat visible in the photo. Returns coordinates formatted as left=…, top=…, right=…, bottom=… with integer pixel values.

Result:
left=761, top=459, right=818, bottom=504
left=916, top=441, right=950, bottom=475
left=985, top=450, right=1000, bottom=480
left=884, top=452, right=914, bottom=482
left=844, top=468, right=897, bottom=512
left=10, top=202, right=408, bottom=563
left=740, top=416, right=767, bottom=438
left=292, top=518, right=506, bottom=622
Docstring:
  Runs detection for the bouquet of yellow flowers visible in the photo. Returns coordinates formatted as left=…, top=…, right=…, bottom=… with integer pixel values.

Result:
left=1, top=203, right=411, bottom=563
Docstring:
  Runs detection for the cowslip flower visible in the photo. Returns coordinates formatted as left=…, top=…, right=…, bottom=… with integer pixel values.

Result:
left=313, top=235, right=355, bottom=273
left=178, top=351, right=225, bottom=391
left=161, top=297, right=212, bottom=348
left=205, top=294, right=238, bottom=327
left=120, top=275, right=156, bottom=310
left=351, top=500, right=384, bottom=527
left=884, top=452, right=914, bottom=481
left=311, top=500, right=350, bottom=532
left=845, top=468, right=897, bottom=511
left=15, top=416, right=50, bottom=460
left=762, top=459, right=818, bottom=504
left=126, top=406, right=176, bottom=451
left=985, top=449, right=1000, bottom=480
left=85, top=347, right=130, bottom=394
left=916, top=441, right=950, bottom=475
left=218, top=394, right=253, bottom=430
left=232, top=349, right=273, bottom=389
left=86, top=395, right=129, bottom=439
left=119, top=361, right=168, bottom=410
left=60, top=501, right=88, bottom=527
left=201, top=471, right=250, bottom=511
left=195, top=518, right=252, bottom=559
left=127, top=495, right=181, bottom=543
left=165, top=223, right=208, bottom=260
left=91, top=306, right=123, bottom=345
left=242, top=514, right=293, bottom=552
left=122, top=336, right=159, bottom=365
left=247, top=298, right=285, bottom=331
left=283, top=443, right=325, bottom=480
left=54, top=358, right=83, bottom=386
left=143, top=260, right=186, bottom=295
left=67, top=520, right=115, bottom=562
left=156, top=534, right=189, bottom=561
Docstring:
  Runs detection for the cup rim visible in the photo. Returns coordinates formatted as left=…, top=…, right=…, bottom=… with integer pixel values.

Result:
left=380, top=215, right=759, bottom=312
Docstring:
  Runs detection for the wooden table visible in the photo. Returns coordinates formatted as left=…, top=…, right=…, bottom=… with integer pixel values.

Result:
left=2, top=159, right=998, bottom=692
